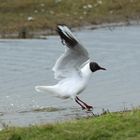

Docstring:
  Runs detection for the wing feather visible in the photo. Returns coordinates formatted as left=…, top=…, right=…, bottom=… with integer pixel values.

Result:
left=53, top=25, right=89, bottom=80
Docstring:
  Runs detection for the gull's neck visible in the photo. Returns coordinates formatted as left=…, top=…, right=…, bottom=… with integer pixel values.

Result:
left=80, top=62, right=92, bottom=79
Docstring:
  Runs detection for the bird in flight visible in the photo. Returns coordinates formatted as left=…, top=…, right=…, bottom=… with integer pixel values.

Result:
left=35, top=25, right=106, bottom=111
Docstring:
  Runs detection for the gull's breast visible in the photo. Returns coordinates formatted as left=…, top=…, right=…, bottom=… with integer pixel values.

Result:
left=56, top=77, right=86, bottom=98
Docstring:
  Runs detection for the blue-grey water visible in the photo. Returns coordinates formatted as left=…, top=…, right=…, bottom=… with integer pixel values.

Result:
left=0, top=25, right=140, bottom=128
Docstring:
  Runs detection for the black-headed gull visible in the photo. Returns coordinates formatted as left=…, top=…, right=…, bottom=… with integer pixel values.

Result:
left=35, top=25, right=106, bottom=111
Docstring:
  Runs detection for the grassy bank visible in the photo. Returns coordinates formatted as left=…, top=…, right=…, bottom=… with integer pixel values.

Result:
left=0, top=0, right=140, bottom=38
left=0, top=109, right=140, bottom=140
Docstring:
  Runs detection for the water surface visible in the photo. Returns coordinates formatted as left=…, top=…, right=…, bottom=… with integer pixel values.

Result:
left=0, top=25, right=140, bottom=127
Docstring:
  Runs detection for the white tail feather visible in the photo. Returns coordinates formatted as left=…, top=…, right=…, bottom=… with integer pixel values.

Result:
left=35, top=86, right=49, bottom=93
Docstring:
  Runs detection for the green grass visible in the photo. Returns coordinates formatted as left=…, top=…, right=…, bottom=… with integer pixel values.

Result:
left=0, top=109, right=140, bottom=140
left=0, top=0, right=140, bottom=37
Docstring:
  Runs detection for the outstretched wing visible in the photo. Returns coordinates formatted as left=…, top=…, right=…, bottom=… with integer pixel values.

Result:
left=53, top=25, right=89, bottom=80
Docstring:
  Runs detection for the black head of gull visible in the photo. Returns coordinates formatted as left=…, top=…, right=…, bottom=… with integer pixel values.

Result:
left=90, top=62, right=106, bottom=72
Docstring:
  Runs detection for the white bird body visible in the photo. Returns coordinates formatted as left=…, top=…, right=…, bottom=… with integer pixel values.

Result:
left=35, top=25, right=106, bottom=110
left=36, top=62, right=92, bottom=99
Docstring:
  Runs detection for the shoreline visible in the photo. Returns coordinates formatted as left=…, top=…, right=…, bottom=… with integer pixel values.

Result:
left=1, top=0, right=140, bottom=39
left=0, top=106, right=137, bottom=130
left=0, top=108, right=139, bottom=139
left=0, top=20, right=140, bottom=39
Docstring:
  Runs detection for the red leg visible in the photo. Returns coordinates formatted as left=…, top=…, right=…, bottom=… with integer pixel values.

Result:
left=76, top=96, right=93, bottom=111
left=75, top=98, right=86, bottom=110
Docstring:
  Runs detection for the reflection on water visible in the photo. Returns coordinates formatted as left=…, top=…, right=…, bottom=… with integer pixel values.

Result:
left=0, top=25, right=140, bottom=127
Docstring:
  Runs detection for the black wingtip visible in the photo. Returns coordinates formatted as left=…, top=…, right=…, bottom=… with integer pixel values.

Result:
left=56, top=24, right=65, bottom=32
left=56, top=25, right=62, bottom=34
left=56, top=25, right=78, bottom=47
